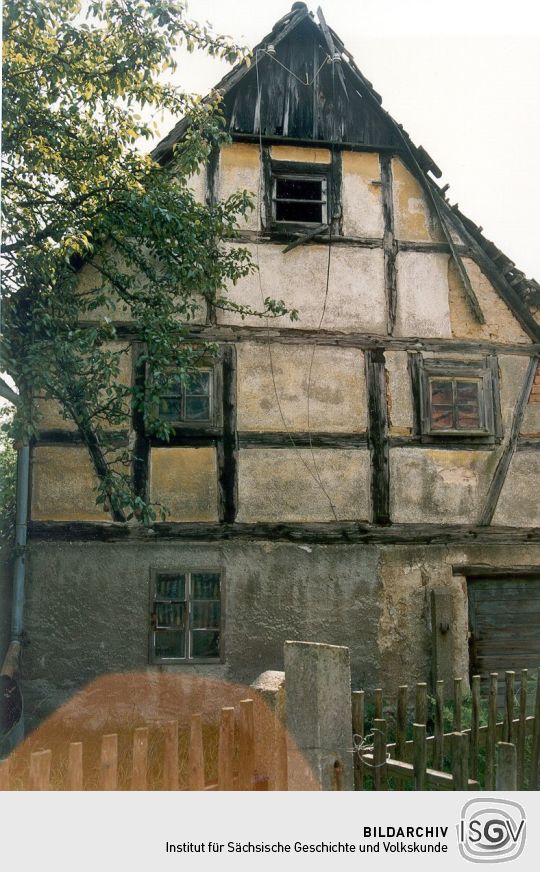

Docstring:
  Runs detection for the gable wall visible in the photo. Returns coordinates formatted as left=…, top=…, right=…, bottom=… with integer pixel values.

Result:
left=32, top=141, right=537, bottom=530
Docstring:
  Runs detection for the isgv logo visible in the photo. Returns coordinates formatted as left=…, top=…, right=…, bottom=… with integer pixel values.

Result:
left=458, top=798, right=526, bottom=863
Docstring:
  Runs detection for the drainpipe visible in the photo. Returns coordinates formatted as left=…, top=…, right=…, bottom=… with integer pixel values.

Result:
left=1, top=442, right=29, bottom=748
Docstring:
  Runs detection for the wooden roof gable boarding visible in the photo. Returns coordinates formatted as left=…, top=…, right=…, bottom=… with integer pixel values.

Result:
left=152, top=3, right=540, bottom=342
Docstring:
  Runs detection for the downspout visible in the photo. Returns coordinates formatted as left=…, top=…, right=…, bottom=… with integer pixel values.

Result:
left=1, top=442, right=29, bottom=747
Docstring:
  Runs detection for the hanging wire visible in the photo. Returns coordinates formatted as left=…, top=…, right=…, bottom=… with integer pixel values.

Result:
left=305, top=57, right=336, bottom=512
left=259, top=48, right=331, bottom=87
left=350, top=730, right=391, bottom=769
left=253, top=50, right=339, bottom=518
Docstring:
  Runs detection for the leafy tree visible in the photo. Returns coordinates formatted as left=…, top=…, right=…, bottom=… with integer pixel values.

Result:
left=1, top=0, right=293, bottom=522
left=0, top=406, right=17, bottom=550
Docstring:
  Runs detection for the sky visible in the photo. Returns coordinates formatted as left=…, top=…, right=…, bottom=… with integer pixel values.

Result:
left=158, top=0, right=540, bottom=280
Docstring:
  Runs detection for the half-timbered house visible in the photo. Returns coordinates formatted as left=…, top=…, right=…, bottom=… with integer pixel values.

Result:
left=20, top=3, right=540, bottom=724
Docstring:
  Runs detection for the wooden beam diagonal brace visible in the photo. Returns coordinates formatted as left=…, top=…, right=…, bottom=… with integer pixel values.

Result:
left=479, top=356, right=537, bottom=526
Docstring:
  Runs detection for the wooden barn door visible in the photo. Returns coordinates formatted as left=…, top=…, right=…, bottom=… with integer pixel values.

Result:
left=468, top=576, right=540, bottom=683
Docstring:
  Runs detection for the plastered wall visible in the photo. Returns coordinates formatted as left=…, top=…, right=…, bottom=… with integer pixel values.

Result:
left=150, top=446, right=219, bottom=522
left=237, top=448, right=370, bottom=522
left=236, top=343, right=366, bottom=432
left=218, top=242, right=387, bottom=333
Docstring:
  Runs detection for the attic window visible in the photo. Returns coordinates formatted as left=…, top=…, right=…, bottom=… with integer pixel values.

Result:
left=273, top=174, right=328, bottom=224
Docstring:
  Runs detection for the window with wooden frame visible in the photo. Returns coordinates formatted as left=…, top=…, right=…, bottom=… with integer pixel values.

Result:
left=154, top=362, right=222, bottom=430
left=150, top=570, right=222, bottom=663
left=264, top=156, right=331, bottom=232
left=158, top=369, right=213, bottom=424
left=412, top=356, right=501, bottom=443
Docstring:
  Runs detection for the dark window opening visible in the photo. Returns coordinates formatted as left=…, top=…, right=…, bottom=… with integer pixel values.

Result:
left=273, top=175, right=327, bottom=224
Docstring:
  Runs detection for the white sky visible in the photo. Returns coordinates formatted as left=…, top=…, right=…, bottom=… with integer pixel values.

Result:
left=159, top=0, right=540, bottom=280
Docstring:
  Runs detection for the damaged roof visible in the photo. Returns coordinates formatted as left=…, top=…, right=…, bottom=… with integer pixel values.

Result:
left=152, top=2, right=540, bottom=338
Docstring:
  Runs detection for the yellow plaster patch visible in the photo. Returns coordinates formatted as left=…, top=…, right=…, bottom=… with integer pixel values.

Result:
left=448, top=258, right=530, bottom=343
left=270, top=145, right=331, bottom=163
left=342, top=151, right=384, bottom=237
left=220, top=142, right=260, bottom=169
left=219, top=143, right=260, bottom=231
left=150, top=446, right=218, bottom=522
left=392, top=157, right=444, bottom=242
left=31, top=445, right=106, bottom=521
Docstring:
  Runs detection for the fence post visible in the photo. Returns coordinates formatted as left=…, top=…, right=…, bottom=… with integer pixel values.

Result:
left=163, top=721, right=179, bottom=790
left=218, top=707, right=235, bottom=790
left=413, top=723, right=426, bottom=790
left=504, top=671, right=515, bottom=743
left=131, top=728, right=148, bottom=791
left=250, top=670, right=286, bottom=791
left=454, top=678, right=463, bottom=733
left=189, top=714, right=205, bottom=790
left=496, top=742, right=517, bottom=790
left=452, top=732, right=468, bottom=791
left=67, top=741, right=83, bottom=791
left=434, top=680, right=444, bottom=770
left=352, top=690, right=364, bottom=791
left=431, top=589, right=454, bottom=693
left=373, top=718, right=387, bottom=791
left=284, top=641, right=353, bottom=790
left=28, top=749, right=51, bottom=790
left=486, top=672, right=498, bottom=790
left=100, top=734, right=118, bottom=790
left=530, top=667, right=540, bottom=790
left=0, top=758, right=10, bottom=790
left=374, top=688, right=383, bottom=720
left=517, top=670, right=528, bottom=790
left=470, top=676, right=480, bottom=781
left=238, top=700, right=255, bottom=790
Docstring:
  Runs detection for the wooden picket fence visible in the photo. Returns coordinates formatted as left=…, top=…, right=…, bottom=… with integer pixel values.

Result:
left=0, top=698, right=281, bottom=791
left=352, top=667, right=540, bottom=791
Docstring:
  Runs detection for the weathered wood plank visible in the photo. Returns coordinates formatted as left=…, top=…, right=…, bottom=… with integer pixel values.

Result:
left=238, top=699, right=255, bottom=791
left=0, top=758, right=10, bottom=790
left=452, top=732, right=469, bottom=791
left=189, top=714, right=205, bottom=791
left=470, top=676, right=480, bottom=781
left=479, top=357, right=538, bottom=525
left=218, top=707, right=235, bottom=791
left=28, top=520, right=540, bottom=544
left=352, top=690, right=365, bottom=791
left=496, top=742, right=517, bottom=790
left=365, top=349, right=390, bottom=525
left=434, top=680, right=444, bottom=770
left=100, top=734, right=118, bottom=790
left=163, top=721, right=179, bottom=790
left=413, top=724, right=426, bottom=790
left=67, top=742, right=83, bottom=791
left=131, top=727, right=148, bottom=791
left=28, top=749, right=52, bottom=790
left=486, top=673, right=498, bottom=790
left=373, top=718, right=387, bottom=791
left=530, top=667, right=540, bottom=789
left=379, top=153, right=398, bottom=334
